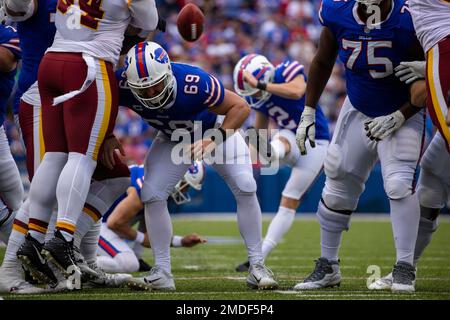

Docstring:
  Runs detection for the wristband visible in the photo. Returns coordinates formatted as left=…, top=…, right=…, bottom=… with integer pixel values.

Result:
left=256, top=80, right=267, bottom=91
left=135, top=231, right=145, bottom=244
left=171, top=235, right=183, bottom=247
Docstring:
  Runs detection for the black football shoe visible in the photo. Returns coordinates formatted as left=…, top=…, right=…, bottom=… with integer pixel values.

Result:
left=138, top=258, right=153, bottom=272
left=41, top=230, right=80, bottom=278
left=16, top=233, right=58, bottom=287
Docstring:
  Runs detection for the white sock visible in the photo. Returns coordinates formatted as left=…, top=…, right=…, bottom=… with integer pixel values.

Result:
left=55, top=152, right=97, bottom=241
left=235, top=193, right=264, bottom=265
left=3, top=199, right=29, bottom=263
left=414, top=216, right=438, bottom=265
left=80, top=220, right=101, bottom=264
left=262, top=206, right=296, bottom=259
left=317, top=201, right=351, bottom=262
left=390, top=194, right=420, bottom=265
left=28, top=152, right=66, bottom=243
left=270, top=139, right=286, bottom=160
left=144, top=200, right=172, bottom=274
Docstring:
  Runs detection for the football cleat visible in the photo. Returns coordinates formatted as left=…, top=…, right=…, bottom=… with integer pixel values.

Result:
left=246, top=263, right=278, bottom=290
left=73, top=246, right=100, bottom=280
left=138, top=258, right=153, bottom=272
left=16, top=233, right=58, bottom=287
left=235, top=260, right=250, bottom=272
left=293, top=257, right=341, bottom=290
left=368, top=272, right=393, bottom=290
left=391, top=262, right=416, bottom=293
left=0, top=260, right=49, bottom=294
left=84, top=262, right=132, bottom=288
left=41, top=230, right=80, bottom=278
left=126, top=266, right=175, bottom=291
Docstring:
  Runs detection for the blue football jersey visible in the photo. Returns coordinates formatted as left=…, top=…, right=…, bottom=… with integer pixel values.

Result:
left=117, top=62, right=225, bottom=138
left=102, top=165, right=145, bottom=223
left=13, top=0, right=57, bottom=114
left=248, top=60, right=330, bottom=141
left=0, top=25, right=21, bottom=125
left=320, top=0, right=419, bottom=117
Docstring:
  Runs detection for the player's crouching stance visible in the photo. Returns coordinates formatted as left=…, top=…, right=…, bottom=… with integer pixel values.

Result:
left=294, top=0, right=425, bottom=293
left=121, top=41, right=278, bottom=291
left=232, top=54, right=330, bottom=271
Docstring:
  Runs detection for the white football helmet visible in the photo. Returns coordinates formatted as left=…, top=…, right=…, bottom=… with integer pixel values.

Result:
left=125, top=41, right=175, bottom=110
left=233, top=54, right=275, bottom=108
left=170, top=161, right=205, bottom=205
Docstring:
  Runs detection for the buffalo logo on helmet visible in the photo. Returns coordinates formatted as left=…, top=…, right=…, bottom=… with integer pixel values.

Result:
left=154, top=47, right=169, bottom=64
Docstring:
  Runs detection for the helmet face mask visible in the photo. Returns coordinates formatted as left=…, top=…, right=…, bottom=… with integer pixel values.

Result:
left=233, top=54, right=274, bottom=108
left=170, top=161, right=205, bottom=205
left=125, top=42, right=175, bottom=110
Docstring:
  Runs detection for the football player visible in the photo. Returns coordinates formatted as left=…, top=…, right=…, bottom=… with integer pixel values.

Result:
left=97, top=164, right=206, bottom=274
left=0, top=23, right=23, bottom=214
left=232, top=54, right=330, bottom=272
left=295, top=0, right=425, bottom=293
left=17, top=0, right=161, bottom=280
left=119, top=41, right=278, bottom=291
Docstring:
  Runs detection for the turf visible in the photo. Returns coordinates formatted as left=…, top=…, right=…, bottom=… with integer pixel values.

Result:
left=1, top=216, right=449, bottom=300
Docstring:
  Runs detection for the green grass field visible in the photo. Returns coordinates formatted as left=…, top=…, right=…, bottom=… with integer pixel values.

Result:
left=1, top=216, right=449, bottom=300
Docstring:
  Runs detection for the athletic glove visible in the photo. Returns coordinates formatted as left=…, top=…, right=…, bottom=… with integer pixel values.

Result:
left=394, top=61, right=426, bottom=84
left=296, top=106, right=316, bottom=155
left=364, top=110, right=405, bottom=141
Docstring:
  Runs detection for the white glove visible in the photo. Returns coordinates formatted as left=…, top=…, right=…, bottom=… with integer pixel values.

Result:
left=296, top=106, right=316, bottom=155
left=394, top=61, right=426, bottom=84
left=364, top=110, right=405, bottom=141
left=0, top=1, right=7, bottom=25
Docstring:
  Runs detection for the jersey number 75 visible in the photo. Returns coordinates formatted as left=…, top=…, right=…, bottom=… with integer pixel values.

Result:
left=342, top=39, right=393, bottom=79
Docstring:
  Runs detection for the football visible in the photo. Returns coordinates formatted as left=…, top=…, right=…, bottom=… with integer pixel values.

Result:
left=176, top=3, right=204, bottom=42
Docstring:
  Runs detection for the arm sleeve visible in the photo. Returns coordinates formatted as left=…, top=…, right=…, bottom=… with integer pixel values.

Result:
left=202, top=74, right=225, bottom=109
left=280, top=60, right=305, bottom=83
left=128, top=0, right=158, bottom=32
left=0, top=26, right=21, bottom=59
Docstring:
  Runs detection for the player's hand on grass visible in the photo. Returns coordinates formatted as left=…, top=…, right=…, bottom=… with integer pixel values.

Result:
left=190, top=138, right=216, bottom=161
left=394, top=61, right=426, bottom=84
left=296, top=106, right=316, bottom=155
left=101, top=134, right=126, bottom=170
left=364, top=110, right=405, bottom=141
left=181, top=233, right=207, bottom=247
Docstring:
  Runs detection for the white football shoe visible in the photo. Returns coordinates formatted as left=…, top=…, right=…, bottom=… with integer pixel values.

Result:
left=247, top=263, right=279, bottom=290
left=368, top=272, right=393, bottom=290
left=126, top=266, right=175, bottom=291
left=83, top=262, right=132, bottom=288
left=0, top=260, right=49, bottom=294
left=391, top=262, right=416, bottom=293
left=294, top=257, right=341, bottom=290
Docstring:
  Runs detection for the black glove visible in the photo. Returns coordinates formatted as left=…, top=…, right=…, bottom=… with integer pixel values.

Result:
left=156, top=13, right=166, bottom=32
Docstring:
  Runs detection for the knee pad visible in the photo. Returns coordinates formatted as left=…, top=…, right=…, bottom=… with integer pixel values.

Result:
left=115, top=252, right=140, bottom=273
left=384, top=178, right=412, bottom=200
left=417, top=168, right=447, bottom=209
left=317, top=201, right=351, bottom=233
left=419, top=216, right=439, bottom=234
left=322, top=175, right=362, bottom=211
left=324, top=144, right=343, bottom=179
left=231, top=172, right=257, bottom=196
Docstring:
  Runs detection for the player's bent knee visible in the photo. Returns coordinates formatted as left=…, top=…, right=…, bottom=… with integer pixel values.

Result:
left=418, top=169, right=446, bottom=209
left=115, top=252, right=140, bottom=273
left=233, top=173, right=257, bottom=196
left=322, top=193, right=357, bottom=212
left=140, top=183, right=170, bottom=203
left=384, top=179, right=412, bottom=200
